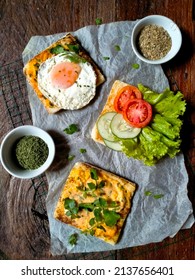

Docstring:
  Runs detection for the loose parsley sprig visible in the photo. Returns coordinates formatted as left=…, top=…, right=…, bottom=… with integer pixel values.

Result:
left=68, top=233, right=78, bottom=246
left=64, top=124, right=79, bottom=134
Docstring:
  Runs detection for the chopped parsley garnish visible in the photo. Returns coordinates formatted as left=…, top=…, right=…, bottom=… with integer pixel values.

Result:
left=103, top=56, right=110, bottom=60
left=64, top=124, right=79, bottom=134
left=50, top=45, right=66, bottom=54
left=68, top=233, right=78, bottom=246
left=80, top=148, right=87, bottom=154
left=132, top=63, right=140, bottom=69
left=144, top=190, right=164, bottom=199
left=114, top=45, right=121, bottom=51
left=64, top=198, right=79, bottom=218
left=50, top=44, right=86, bottom=63
left=67, top=44, right=80, bottom=53
left=95, top=18, right=102, bottom=25
left=67, top=155, right=75, bottom=161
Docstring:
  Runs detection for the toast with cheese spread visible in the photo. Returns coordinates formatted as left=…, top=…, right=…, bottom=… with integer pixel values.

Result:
left=54, top=162, right=136, bottom=245
left=23, top=33, right=105, bottom=114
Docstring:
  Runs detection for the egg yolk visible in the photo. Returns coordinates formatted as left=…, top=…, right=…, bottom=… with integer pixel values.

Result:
left=50, top=62, right=81, bottom=89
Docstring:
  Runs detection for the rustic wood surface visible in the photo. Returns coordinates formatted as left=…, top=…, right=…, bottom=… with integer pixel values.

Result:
left=0, top=0, right=195, bottom=260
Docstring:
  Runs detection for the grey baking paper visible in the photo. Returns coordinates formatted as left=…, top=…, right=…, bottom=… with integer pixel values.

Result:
left=22, top=21, right=194, bottom=254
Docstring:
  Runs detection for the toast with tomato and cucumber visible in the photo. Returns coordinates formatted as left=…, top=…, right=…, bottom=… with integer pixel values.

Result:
left=91, top=80, right=186, bottom=166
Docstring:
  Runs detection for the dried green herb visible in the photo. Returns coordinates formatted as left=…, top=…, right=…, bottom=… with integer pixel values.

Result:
left=15, top=136, right=49, bottom=170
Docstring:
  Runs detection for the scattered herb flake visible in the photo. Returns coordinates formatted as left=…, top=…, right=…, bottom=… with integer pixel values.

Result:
left=132, top=63, right=140, bottom=69
left=114, top=45, right=121, bottom=51
left=95, top=18, right=102, bottom=25
left=80, top=148, right=87, bottom=154
left=68, top=155, right=75, bottom=161
left=144, top=190, right=152, bottom=196
left=50, top=45, right=65, bottom=54
left=145, top=190, right=164, bottom=199
left=103, top=56, right=110, bottom=60
left=64, top=124, right=79, bottom=134
left=153, top=194, right=164, bottom=199
left=68, top=233, right=78, bottom=246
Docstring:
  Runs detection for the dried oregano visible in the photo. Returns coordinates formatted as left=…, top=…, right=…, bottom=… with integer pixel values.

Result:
left=15, top=135, right=49, bottom=170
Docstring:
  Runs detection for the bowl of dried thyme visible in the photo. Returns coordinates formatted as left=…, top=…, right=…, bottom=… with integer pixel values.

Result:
left=131, top=15, right=182, bottom=64
left=0, top=125, right=55, bottom=179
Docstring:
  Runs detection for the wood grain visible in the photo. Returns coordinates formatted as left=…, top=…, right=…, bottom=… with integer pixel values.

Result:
left=0, top=0, right=195, bottom=260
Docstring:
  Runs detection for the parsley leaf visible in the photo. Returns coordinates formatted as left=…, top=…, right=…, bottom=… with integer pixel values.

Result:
left=103, top=209, right=120, bottom=227
left=103, top=56, right=110, bottom=60
left=90, top=168, right=98, bottom=180
left=50, top=45, right=66, bottom=54
left=68, top=233, right=78, bottom=246
left=114, top=45, right=121, bottom=51
left=80, top=148, right=87, bottom=154
left=64, top=124, right=79, bottom=134
left=64, top=198, right=79, bottom=218
left=67, top=44, right=80, bottom=53
left=67, top=155, right=75, bottom=161
left=95, top=18, right=102, bottom=25
left=132, top=63, right=140, bottom=69
left=144, top=190, right=164, bottom=199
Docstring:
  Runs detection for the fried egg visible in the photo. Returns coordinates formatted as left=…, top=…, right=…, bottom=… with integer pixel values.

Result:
left=37, top=53, right=97, bottom=110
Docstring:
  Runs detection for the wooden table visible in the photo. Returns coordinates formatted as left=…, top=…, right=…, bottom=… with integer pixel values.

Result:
left=0, top=0, right=194, bottom=260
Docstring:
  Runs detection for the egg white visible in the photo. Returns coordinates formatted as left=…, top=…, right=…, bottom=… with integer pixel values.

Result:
left=37, top=53, right=97, bottom=110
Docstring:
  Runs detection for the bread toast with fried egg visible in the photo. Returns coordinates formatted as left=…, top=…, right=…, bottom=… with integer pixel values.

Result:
left=23, top=33, right=105, bottom=114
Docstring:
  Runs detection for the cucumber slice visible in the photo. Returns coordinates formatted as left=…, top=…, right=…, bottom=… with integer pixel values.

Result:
left=111, top=113, right=141, bottom=139
left=104, top=139, right=123, bottom=151
left=97, top=112, right=116, bottom=141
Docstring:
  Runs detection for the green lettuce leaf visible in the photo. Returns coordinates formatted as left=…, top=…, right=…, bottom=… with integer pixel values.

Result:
left=138, top=84, right=166, bottom=105
left=153, top=89, right=186, bottom=118
left=151, top=114, right=181, bottom=140
left=119, top=84, right=186, bottom=166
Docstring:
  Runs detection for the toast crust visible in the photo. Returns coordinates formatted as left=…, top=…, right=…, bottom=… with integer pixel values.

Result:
left=54, top=162, right=136, bottom=245
left=23, top=33, right=105, bottom=114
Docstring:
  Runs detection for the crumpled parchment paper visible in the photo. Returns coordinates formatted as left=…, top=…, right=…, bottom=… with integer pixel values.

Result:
left=22, top=21, right=194, bottom=255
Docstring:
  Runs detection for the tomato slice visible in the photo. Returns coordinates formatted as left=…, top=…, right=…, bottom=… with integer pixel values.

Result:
left=114, top=85, right=142, bottom=113
left=123, top=99, right=152, bottom=128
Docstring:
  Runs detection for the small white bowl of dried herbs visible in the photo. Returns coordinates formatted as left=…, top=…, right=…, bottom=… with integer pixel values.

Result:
left=131, top=15, right=182, bottom=64
left=0, top=125, right=55, bottom=179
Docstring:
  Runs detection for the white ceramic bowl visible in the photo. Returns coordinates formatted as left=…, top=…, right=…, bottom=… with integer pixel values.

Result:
left=0, top=125, right=55, bottom=179
left=131, top=15, right=182, bottom=64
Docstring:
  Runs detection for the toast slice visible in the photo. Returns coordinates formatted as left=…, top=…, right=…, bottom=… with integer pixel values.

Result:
left=91, top=80, right=129, bottom=144
left=54, top=162, right=136, bottom=245
left=23, top=33, right=105, bottom=114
